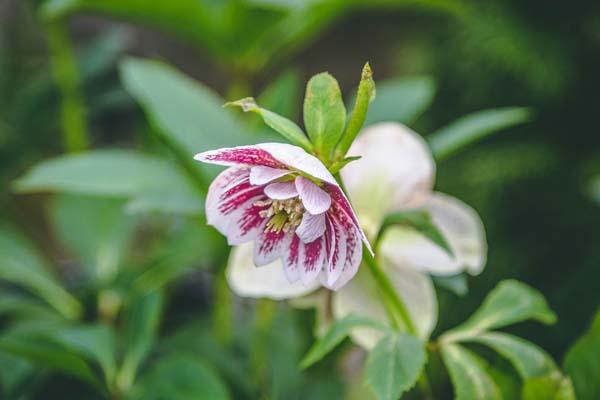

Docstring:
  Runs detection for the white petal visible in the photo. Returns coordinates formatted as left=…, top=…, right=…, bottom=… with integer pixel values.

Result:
left=321, top=216, right=346, bottom=288
left=299, top=237, right=326, bottom=285
left=295, top=176, right=331, bottom=214
left=227, top=242, right=319, bottom=300
left=379, top=192, right=487, bottom=276
left=332, top=260, right=438, bottom=349
left=296, top=212, right=326, bottom=243
left=264, top=181, right=298, bottom=200
left=249, top=166, right=291, bottom=185
left=340, top=123, right=435, bottom=237
left=257, top=142, right=336, bottom=185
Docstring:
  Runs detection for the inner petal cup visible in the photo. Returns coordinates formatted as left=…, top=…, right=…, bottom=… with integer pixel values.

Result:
left=295, top=176, right=332, bottom=215
left=264, top=181, right=298, bottom=200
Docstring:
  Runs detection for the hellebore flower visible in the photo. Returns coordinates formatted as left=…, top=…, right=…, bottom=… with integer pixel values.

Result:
left=225, top=122, right=487, bottom=349
left=194, top=143, right=371, bottom=290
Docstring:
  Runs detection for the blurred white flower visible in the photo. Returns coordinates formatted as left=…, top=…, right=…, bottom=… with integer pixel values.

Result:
left=223, top=123, right=487, bottom=349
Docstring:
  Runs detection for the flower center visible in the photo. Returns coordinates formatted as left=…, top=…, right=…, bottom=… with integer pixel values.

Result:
left=256, top=198, right=304, bottom=233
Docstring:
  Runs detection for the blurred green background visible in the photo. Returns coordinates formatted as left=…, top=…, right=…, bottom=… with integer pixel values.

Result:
left=1, top=0, right=600, bottom=399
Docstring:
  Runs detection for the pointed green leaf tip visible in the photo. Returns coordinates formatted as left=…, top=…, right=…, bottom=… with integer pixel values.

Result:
left=303, top=72, right=346, bottom=162
left=225, top=97, right=312, bottom=152
left=334, top=62, right=376, bottom=160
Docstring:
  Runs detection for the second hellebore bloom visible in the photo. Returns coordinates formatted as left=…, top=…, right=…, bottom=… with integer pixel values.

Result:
left=194, top=143, right=371, bottom=290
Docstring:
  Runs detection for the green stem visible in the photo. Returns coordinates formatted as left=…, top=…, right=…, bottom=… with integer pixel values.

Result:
left=362, top=250, right=416, bottom=334
left=45, top=20, right=90, bottom=152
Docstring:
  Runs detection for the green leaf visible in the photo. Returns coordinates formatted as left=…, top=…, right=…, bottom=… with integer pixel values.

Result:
left=225, top=97, right=312, bottom=151
left=564, top=309, right=600, bottom=400
left=13, top=150, right=202, bottom=214
left=300, top=314, right=387, bottom=369
left=0, top=227, right=81, bottom=319
left=0, top=331, right=100, bottom=388
left=377, top=210, right=453, bottom=256
left=129, top=354, right=230, bottom=400
left=118, top=291, right=164, bottom=392
left=428, top=107, right=532, bottom=161
left=120, top=58, right=253, bottom=157
left=441, top=343, right=502, bottom=400
left=303, top=72, right=346, bottom=160
left=365, top=333, right=426, bottom=400
left=51, top=194, right=137, bottom=283
left=522, top=371, right=576, bottom=400
left=441, top=280, right=556, bottom=342
left=50, top=324, right=117, bottom=387
left=468, top=332, right=557, bottom=378
left=360, top=76, right=435, bottom=126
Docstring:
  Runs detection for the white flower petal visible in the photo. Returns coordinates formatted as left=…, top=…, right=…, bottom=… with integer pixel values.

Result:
left=295, top=176, right=331, bottom=215
left=227, top=242, right=318, bottom=300
left=257, top=142, right=336, bottom=185
left=340, top=122, right=435, bottom=236
left=332, top=260, right=438, bottom=349
left=264, top=181, right=298, bottom=200
left=380, top=192, right=487, bottom=276
left=296, top=212, right=326, bottom=243
left=299, top=237, right=326, bottom=285
left=249, top=166, right=291, bottom=185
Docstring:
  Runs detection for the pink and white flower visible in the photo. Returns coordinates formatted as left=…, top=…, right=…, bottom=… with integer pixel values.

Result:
left=194, top=143, right=371, bottom=290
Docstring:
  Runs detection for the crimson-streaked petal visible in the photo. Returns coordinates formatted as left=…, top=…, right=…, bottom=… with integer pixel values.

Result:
left=332, top=261, right=438, bottom=349
left=249, top=166, right=291, bottom=185
left=327, top=184, right=373, bottom=255
left=296, top=212, right=326, bottom=243
left=227, top=242, right=319, bottom=300
left=340, top=123, right=435, bottom=237
left=225, top=198, right=269, bottom=245
left=264, top=181, right=298, bottom=200
left=205, top=168, right=249, bottom=234
left=257, top=143, right=336, bottom=185
left=299, top=237, right=326, bottom=285
left=283, top=234, right=302, bottom=283
left=253, top=230, right=292, bottom=266
left=320, top=215, right=347, bottom=289
left=330, top=224, right=362, bottom=290
left=295, top=176, right=331, bottom=215
left=379, top=192, right=487, bottom=276
left=194, top=145, right=286, bottom=169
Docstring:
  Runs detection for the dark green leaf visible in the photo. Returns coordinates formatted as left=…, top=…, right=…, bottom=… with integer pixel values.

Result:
left=50, top=324, right=117, bottom=387
left=300, top=314, right=387, bottom=369
left=522, top=372, right=576, bottom=400
left=441, top=343, right=502, bottom=400
left=118, top=291, right=164, bottom=392
left=365, top=333, right=426, bottom=400
left=0, top=227, right=81, bottom=319
left=441, top=280, right=556, bottom=342
left=564, top=309, right=600, bottom=400
left=468, top=332, right=557, bottom=378
left=303, top=72, right=346, bottom=159
left=226, top=97, right=312, bottom=151
left=129, top=354, right=230, bottom=400
left=51, top=194, right=137, bottom=283
left=378, top=210, right=453, bottom=256
left=360, top=76, right=435, bottom=126
left=428, top=107, right=532, bottom=161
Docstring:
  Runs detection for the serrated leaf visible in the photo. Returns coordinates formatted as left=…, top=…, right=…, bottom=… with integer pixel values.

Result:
left=365, top=334, right=426, bottom=400
left=303, top=72, right=346, bottom=160
left=378, top=210, right=453, bottom=256
left=428, top=107, right=532, bottom=161
left=468, top=332, right=557, bottom=378
left=300, top=315, right=387, bottom=369
left=522, top=371, right=576, bottom=400
left=564, top=309, right=600, bottom=399
left=226, top=97, right=312, bottom=151
left=441, top=280, right=556, bottom=342
left=359, top=76, right=435, bottom=126
left=0, top=227, right=81, bottom=319
left=441, top=343, right=502, bottom=400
